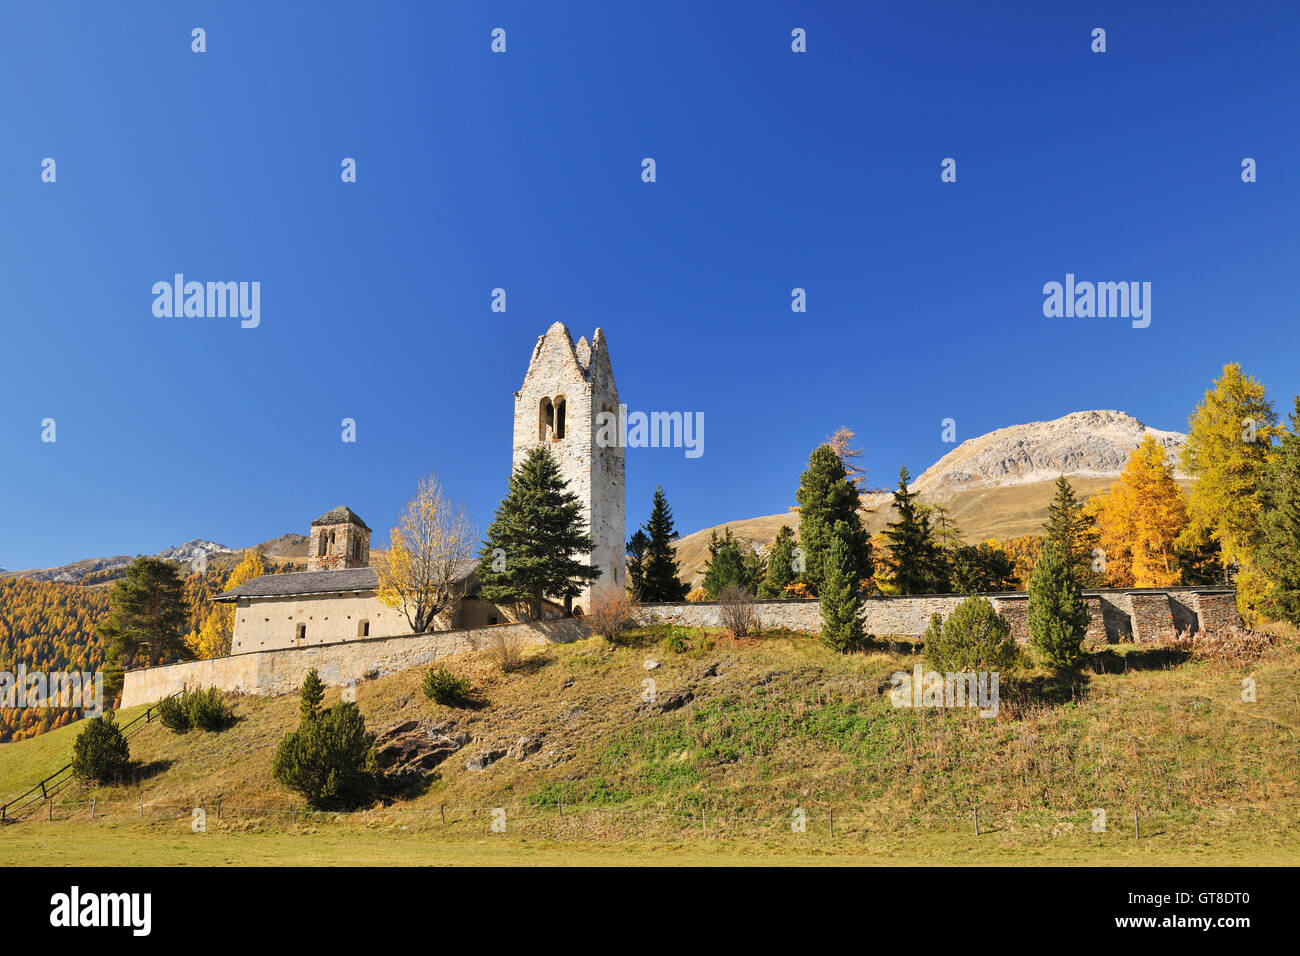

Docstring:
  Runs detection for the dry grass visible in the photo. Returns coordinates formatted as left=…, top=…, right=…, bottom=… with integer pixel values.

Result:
left=2, top=626, right=1297, bottom=864
left=1170, top=626, right=1279, bottom=664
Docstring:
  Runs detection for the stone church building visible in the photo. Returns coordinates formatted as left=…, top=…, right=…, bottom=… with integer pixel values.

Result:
left=215, top=323, right=624, bottom=654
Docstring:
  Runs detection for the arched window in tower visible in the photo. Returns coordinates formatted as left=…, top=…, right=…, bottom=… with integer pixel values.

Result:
left=554, top=396, right=566, bottom=439
left=318, top=534, right=327, bottom=557
left=539, top=397, right=554, bottom=440
left=329, top=530, right=336, bottom=551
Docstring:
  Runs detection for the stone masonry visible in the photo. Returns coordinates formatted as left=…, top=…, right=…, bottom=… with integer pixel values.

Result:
left=121, top=618, right=586, bottom=706
left=512, top=323, right=625, bottom=611
left=640, top=586, right=1240, bottom=645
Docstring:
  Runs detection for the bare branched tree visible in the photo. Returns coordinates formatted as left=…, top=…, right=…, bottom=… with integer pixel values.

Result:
left=375, top=475, right=478, bottom=633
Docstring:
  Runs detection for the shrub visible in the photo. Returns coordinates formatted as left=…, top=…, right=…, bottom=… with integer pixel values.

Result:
left=72, top=713, right=131, bottom=783
left=1170, top=627, right=1276, bottom=663
left=487, top=629, right=529, bottom=673
left=184, top=687, right=234, bottom=731
left=1027, top=543, right=1089, bottom=670
left=156, top=688, right=234, bottom=733
left=422, top=666, right=475, bottom=707
left=924, top=596, right=1017, bottom=672
left=271, top=701, right=376, bottom=810
left=718, top=584, right=760, bottom=638
left=686, top=587, right=709, bottom=603
left=584, top=584, right=641, bottom=644
left=156, top=693, right=190, bottom=733
left=662, top=628, right=688, bottom=653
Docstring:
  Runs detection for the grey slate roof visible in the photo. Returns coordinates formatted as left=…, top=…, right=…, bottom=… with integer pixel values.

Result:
left=310, top=506, right=371, bottom=531
left=213, top=558, right=480, bottom=602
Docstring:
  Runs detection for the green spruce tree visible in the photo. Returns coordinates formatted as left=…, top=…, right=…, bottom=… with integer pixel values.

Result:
left=882, top=466, right=946, bottom=594
left=795, top=444, right=872, bottom=595
left=758, top=525, right=799, bottom=599
left=819, top=522, right=864, bottom=651
left=477, top=446, right=601, bottom=618
left=299, top=668, right=325, bottom=722
left=702, top=528, right=748, bottom=598
left=625, top=530, right=649, bottom=599
left=638, top=486, right=688, bottom=602
left=1044, top=475, right=1094, bottom=582
left=1259, top=396, right=1300, bottom=624
left=100, top=556, right=191, bottom=668
left=1027, top=542, right=1090, bottom=670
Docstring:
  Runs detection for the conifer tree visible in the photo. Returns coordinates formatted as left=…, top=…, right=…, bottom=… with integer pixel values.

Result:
left=1088, top=436, right=1187, bottom=588
left=625, top=530, right=649, bottom=599
left=1044, top=476, right=1094, bottom=582
left=638, top=486, right=688, bottom=602
left=795, top=444, right=871, bottom=595
left=1027, top=542, right=1089, bottom=670
left=477, top=446, right=601, bottom=618
left=299, top=668, right=325, bottom=722
left=819, top=522, right=864, bottom=652
left=882, top=466, right=946, bottom=594
left=1259, top=396, right=1300, bottom=625
left=1182, top=363, right=1281, bottom=563
left=101, top=557, right=191, bottom=668
left=758, top=525, right=799, bottom=599
left=702, top=528, right=749, bottom=598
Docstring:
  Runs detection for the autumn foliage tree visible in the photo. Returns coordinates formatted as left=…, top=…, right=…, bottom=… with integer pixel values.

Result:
left=1181, top=363, right=1281, bottom=617
left=1087, top=436, right=1187, bottom=588
left=376, top=474, right=478, bottom=633
left=186, top=549, right=266, bottom=658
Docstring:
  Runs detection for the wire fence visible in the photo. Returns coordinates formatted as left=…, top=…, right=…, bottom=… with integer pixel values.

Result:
left=8, top=790, right=1293, bottom=843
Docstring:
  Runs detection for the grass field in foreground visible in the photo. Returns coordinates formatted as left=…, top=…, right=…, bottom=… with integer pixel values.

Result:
left=2, top=625, right=1298, bottom=865
left=3, top=816, right=1297, bottom=866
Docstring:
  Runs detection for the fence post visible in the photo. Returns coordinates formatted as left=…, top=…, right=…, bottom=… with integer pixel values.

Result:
left=439, top=804, right=445, bottom=824
left=1134, top=810, right=1140, bottom=840
left=829, top=810, right=834, bottom=838
left=139, top=792, right=144, bottom=817
left=973, top=806, right=979, bottom=836
left=558, top=801, right=563, bottom=817
left=48, top=797, right=53, bottom=821
left=90, top=797, right=96, bottom=821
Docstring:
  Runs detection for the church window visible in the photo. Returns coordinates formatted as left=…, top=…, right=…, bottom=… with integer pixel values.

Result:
left=317, top=535, right=327, bottom=557
left=554, top=396, right=566, bottom=439
left=358, top=620, right=369, bottom=638
left=539, top=397, right=554, bottom=440
left=296, top=623, right=307, bottom=642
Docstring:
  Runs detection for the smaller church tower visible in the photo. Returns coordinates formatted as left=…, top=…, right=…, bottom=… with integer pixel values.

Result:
left=308, top=506, right=372, bottom=571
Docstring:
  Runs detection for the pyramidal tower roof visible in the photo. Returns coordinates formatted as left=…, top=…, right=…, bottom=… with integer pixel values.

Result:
left=310, top=505, right=371, bottom=531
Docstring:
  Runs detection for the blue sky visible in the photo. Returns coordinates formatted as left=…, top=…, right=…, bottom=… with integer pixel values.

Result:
left=2, top=1, right=1297, bottom=570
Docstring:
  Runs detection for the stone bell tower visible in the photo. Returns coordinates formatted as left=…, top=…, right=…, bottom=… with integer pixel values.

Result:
left=307, top=506, right=372, bottom=571
left=512, top=322, right=625, bottom=610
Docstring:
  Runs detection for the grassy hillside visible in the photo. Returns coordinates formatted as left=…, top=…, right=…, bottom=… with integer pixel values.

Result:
left=673, top=478, right=1196, bottom=585
left=1, top=625, right=1296, bottom=864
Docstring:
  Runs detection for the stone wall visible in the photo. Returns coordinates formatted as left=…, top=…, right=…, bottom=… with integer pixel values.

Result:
left=641, top=587, right=1240, bottom=645
left=121, top=618, right=587, bottom=707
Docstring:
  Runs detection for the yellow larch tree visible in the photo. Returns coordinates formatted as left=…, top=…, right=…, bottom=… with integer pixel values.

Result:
left=1088, top=436, right=1187, bottom=588
left=184, top=549, right=266, bottom=659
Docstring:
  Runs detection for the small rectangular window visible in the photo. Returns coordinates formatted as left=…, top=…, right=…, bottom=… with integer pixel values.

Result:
left=296, top=623, right=307, bottom=641
left=358, top=620, right=370, bottom=638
